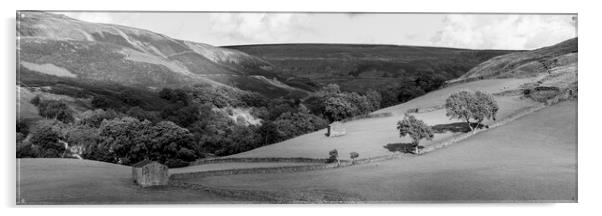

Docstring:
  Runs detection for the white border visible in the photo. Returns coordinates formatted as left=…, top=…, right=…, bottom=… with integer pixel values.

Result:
left=2, top=0, right=600, bottom=215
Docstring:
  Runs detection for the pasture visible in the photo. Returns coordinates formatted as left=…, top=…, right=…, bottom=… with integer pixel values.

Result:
left=191, top=101, right=577, bottom=202
left=230, top=78, right=540, bottom=160
left=17, top=158, right=244, bottom=204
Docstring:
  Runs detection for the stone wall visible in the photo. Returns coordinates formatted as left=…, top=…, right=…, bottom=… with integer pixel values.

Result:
left=190, top=157, right=329, bottom=166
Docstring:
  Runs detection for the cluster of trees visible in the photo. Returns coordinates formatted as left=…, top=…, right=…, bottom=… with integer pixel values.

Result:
left=380, top=73, right=446, bottom=107
left=30, top=96, right=74, bottom=123
left=304, top=84, right=382, bottom=122
left=19, top=84, right=345, bottom=165
left=22, top=77, right=452, bottom=166
left=17, top=110, right=201, bottom=167
left=396, top=90, right=498, bottom=153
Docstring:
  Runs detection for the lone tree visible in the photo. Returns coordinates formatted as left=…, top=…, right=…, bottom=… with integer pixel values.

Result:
left=349, top=152, right=359, bottom=164
left=328, top=149, right=340, bottom=166
left=444, top=91, right=474, bottom=130
left=445, top=90, right=498, bottom=132
left=396, top=114, right=434, bottom=153
left=473, top=91, right=499, bottom=124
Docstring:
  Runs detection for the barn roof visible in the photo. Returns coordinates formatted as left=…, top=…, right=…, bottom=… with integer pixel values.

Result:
left=132, top=159, right=154, bottom=167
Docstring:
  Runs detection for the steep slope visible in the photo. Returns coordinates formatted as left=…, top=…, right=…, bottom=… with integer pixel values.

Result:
left=17, top=12, right=309, bottom=98
left=451, top=38, right=577, bottom=83
left=225, top=44, right=517, bottom=92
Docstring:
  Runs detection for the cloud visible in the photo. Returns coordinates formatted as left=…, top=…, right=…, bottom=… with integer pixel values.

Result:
left=208, top=13, right=312, bottom=44
left=56, top=12, right=115, bottom=24
left=431, top=15, right=577, bottom=50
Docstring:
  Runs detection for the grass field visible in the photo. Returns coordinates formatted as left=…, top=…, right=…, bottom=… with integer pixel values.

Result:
left=16, top=158, right=245, bottom=204
left=191, top=101, right=577, bottom=202
left=229, top=78, right=540, bottom=160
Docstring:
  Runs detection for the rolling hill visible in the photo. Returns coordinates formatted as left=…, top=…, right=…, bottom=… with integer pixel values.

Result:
left=17, top=11, right=309, bottom=98
left=199, top=38, right=577, bottom=202
left=450, top=38, right=577, bottom=83
left=227, top=38, right=577, bottom=160
left=198, top=101, right=577, bottom=202
left=225, top=44, right=518, bottom=92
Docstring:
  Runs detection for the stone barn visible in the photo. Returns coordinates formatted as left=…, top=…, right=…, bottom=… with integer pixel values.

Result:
left=327, top=121, right=346, bottom=137
left=131, top=160, right=169, bottom=187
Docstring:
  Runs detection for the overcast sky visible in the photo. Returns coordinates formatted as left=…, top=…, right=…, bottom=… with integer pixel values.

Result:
left=56, top=12, right=577, bottom=50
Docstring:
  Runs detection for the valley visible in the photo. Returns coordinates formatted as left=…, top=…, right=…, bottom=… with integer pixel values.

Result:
left=16, top=11, right=578, bottom=204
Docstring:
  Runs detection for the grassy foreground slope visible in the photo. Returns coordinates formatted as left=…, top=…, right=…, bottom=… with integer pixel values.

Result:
left=16, top=159, right=242, bottom=204
left=194, top=101, right=577, bottom=202
left=229, top=77, right=540, bottom=159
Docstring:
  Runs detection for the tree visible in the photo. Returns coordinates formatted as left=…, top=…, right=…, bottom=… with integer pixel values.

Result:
left=90, top=96, right=112, bottom=109
left=159, top=88, right=191, bottom=106
left=36, top=100, right=74, bottom=123
left=365, top=90, right=382, bottom=112
left=160, top=105, right=201, bottom=128
left=349, top=152, right=359, bottom=164
left=97, top=117, right=199, bottom=167
left=473, top=91, right=499, bottom=123
left=445, top=90, right=498, bottom=132
left=323, top=95, right=355, bottom=122
left=273, top=112, right=328, bottom=140
left=328, top=149, right=340, bottom=166
left=445, top=91, right=477, bottom=131
left=78, top=109, right=120, bottom=127
left=126, top=106, right=159, bottom=122
left=29, top=124, right=65, bottom=158
left=256, top=121, right=282, bottom=146
left=396, top=114, right=434, bottom=153
left=344, top=92, right=372, bottom=116
left=320, top=83, right=341, bottom=95
left=240, top=92, right=269, bottom=107
left=97, top=117, right=150, bottom=164
left=397, top=84, right=426, bottom=103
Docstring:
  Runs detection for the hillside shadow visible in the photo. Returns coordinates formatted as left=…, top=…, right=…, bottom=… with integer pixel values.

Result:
left=432, top=122, right=488, bottom=133
left=384, top=143, right=423, bottom=154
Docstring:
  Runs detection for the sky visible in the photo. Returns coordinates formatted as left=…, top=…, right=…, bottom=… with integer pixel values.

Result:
left=56, top=12, right=577, bottom=50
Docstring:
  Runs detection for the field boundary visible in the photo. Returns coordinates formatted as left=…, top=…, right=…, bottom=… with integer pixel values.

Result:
left=190, top=157, right=329, bottom=165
